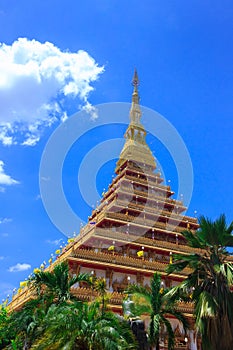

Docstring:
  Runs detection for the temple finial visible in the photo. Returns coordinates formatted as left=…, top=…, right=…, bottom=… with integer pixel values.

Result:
left=115, top=70, right=156, bottom=172
left=132, top=69, right=139, bottom=88
left=132, top=69, right=139, bottom=104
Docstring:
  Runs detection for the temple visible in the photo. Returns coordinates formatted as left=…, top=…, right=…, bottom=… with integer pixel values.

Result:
left=9, top=70, right=201, bottom=349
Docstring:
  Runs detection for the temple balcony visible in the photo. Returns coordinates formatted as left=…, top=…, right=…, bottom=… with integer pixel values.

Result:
left=93, top=227, right=202, bottom=255
left=69, top=249, right=192, bottom=277
left=97, top=211, right=191, bottom=234
left=7, top=286, right=37, bottom=312
left=117, top=185, right=185, bottom=209
left=70, top=286, right=194, bottom=315
left=109, top=198, right=198, bottom=226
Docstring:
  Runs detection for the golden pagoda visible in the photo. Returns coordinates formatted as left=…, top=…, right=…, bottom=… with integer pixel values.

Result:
left=9, top=70, right=201, bottom=349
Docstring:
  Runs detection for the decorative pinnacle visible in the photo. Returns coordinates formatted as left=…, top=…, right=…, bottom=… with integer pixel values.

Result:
left=131, top=69, right=140, bottom=104
left=132, top=69, right=139, bottom=87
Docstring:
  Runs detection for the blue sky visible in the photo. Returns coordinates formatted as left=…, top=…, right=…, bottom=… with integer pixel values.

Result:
left=0, top=0, right=233, bottom=301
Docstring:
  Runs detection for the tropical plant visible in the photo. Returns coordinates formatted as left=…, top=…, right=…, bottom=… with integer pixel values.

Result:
left=30, top=262, right=90, bottom=303
left=167, top=214, right=233, bottom=350
left=0, top=306, right=16, bottom=349
left=32, top=300, right=137, bottom=350
left=9, top=298, right=46, bottom=350
left=91, top=277, right=108, bottom=315
left=126, top=273, right=188, bottom=350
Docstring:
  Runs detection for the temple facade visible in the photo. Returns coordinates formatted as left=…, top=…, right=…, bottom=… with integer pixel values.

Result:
left=9, top=71, right=201, bottom=350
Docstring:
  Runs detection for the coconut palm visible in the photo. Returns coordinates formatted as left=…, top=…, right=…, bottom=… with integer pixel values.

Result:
left=126, top=273, right=188, bottom=350
left=30, top=262, right=90, bottom=303
left=167, top=214, right=233, bottom=350
left=32, top=300, right=137, bottom=350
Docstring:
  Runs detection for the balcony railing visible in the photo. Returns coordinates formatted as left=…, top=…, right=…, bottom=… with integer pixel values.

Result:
left=8, top=287, right=36, bottom=312
left=103, top=212, right=188, bottom=234
left=118, top=185, right=184, bottom=207
left=70, top=286, right=194, bottom=314
left=93, top=228, right=202, bottom=254
left=70, top=249, right=191, bottom=277
left=112, top=198, right=198, bottom=226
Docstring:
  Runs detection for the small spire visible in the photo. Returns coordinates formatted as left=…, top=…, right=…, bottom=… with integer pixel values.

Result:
left=132, top=69, right=139, bottom=88
left=132, top=69, right=139, bottom=104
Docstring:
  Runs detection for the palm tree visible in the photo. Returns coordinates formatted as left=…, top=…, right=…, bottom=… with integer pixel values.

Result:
left=167, top=214, right=233, bottom=350
left=32, top=300, right=137, bottom=350
left=30, top=262, right=90, bottom=303
left=91, top=277, right=108, bottom=315
left=126, top=273, right=188, bottom=350
left=9, top=298, right=46, bottom=350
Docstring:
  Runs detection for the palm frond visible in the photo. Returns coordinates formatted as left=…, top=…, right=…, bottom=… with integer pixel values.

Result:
left=181, top=229, right=205, bottom=249
left=163, top=308, right=189, bottom=333
left=149, top=313, right=160, bottom=346
left=126, top=283, right=151, bottom=298
left=195, top=291, right=217, bottom=324
left=219, top=262, right=233, bottom=285
left=166, top=253, right=201, bottom=274
left=161, top=315, right=175, bottom=350
left=128, top=294, right=151, bottom=316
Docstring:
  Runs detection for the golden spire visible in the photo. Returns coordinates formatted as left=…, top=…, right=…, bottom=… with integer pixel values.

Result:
left=115, top=69, right=156, bottom=172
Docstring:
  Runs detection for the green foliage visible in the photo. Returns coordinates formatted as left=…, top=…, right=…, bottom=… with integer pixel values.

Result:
left=0, top=307, right=16, bottom=349
left=90, top=276, right=108, bottom=315
left=167, top=214, right=233, bottom=350
left=126, top=273, right=188, bottom=350
left=9, top=298, right=47, bottom=350
left=30, top=262, right=90, bottom=303
left=3, top=263, right=137, bottom=350
left=32, top=301, right=137, bottom=350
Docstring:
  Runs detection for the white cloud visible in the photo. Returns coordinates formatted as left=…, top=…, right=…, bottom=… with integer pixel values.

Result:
left=22, top=135, right=40, bottom=146
left=61, top=111, right=68, bottom=123
left=0, top=160, right=19, bottom=186
left=0, top=124, right=13, bottom=145
left=8, top=262, right=31, bottom=272
left=0, top=217, right=12, bottom=224
left=82, top=102, right=99, bottom=120
left=46, top=238, right=62, bottom=245
left=0, top=38, right=104, bottom=145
